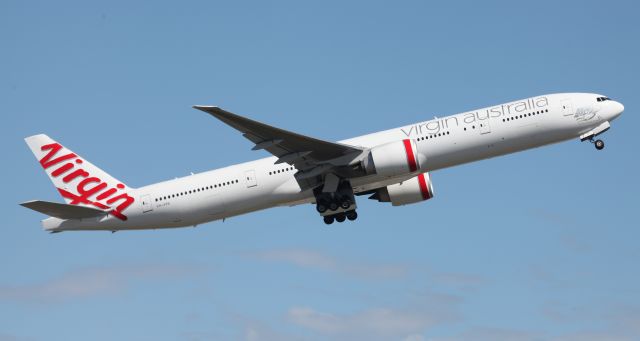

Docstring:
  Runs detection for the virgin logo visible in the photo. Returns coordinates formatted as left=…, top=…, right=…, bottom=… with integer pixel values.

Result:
left=39, top=143, right=134, bottom=221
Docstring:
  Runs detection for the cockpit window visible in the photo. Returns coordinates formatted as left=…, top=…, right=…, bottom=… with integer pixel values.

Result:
left=596, top=96, right=612, bottom=102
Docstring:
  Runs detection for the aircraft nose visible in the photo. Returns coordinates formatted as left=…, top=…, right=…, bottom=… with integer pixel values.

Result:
left=612, top=100, right=624, bottom=119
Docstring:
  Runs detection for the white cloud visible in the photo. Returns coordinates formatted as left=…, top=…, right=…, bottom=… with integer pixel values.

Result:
left=449, top=327, right=540, bottom=341
left=251, top=249, right=407, bottom=279
left=288, top=306, right=440, bottom=340
left=550, top=332, right=635, bottom=341
left=243, top=324, right=305, bottom=341
left=427, top=325, right=640, bottom=341
left=404, top=334, right=426, bottom=341
left=0, top=263, right=203, bottom=304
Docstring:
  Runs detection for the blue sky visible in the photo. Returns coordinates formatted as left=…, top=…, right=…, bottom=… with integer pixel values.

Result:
left=1, top=1, right=639, bottom=340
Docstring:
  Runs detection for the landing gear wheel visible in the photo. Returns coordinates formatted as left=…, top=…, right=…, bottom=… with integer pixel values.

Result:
left=329, top=201, right=339, bottom=211
left=340, top=199, right=352, bottom=209
left=594, top=139, right=604, bottom=150
left=316, top=202, right=328, bottom=213
left=346, top=210, right=358, bottom=221
left=335, top=213, right=346, bottom=223
left=323, top=216, right=334, bottom=225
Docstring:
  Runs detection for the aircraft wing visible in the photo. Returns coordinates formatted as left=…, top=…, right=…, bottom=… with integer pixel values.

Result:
left=193, top=106, right=365, bottom=180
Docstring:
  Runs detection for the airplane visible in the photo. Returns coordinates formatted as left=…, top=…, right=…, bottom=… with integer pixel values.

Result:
left=21, top=93, right=624, bottom=232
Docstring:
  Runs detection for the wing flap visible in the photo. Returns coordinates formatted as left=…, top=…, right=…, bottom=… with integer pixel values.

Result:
left=20, top=200, right=107, bottom=220
left=252, top=139, right=283, bottom=151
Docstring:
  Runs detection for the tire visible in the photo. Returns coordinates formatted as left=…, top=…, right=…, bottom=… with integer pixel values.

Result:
left=329, top=202, right=339, bottom=211
left=340, top=199, right=352, bottom=209
left=346, top=210, right=358, bottom=221
left=595, top=139, right=604, bottom=150
left=316, top=203, right=327, bottom=213
left=323, top=216, right=334, bottom=225
left=335, top=213, right=346, bottom=223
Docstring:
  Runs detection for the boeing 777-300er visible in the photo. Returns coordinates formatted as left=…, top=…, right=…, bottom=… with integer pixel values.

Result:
left=21, top=93, right=624, bottom=232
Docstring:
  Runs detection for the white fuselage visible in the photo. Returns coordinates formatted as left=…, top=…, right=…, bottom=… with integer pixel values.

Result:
left=44, top=93, right=624, bottom=231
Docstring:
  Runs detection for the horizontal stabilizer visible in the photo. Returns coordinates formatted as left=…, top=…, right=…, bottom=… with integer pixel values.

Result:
left=20, top=200, right=107, bottom=220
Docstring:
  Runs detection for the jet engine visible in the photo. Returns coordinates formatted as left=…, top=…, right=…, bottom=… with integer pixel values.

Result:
left=369, top=172, right=435, bottom=206
left=363, top=139, right=423, bottom=177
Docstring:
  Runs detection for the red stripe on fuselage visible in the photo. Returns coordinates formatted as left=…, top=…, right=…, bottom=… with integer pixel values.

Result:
left=402, top=139, right=418, bottom=172
left=417, top=173, right=431, bottom=200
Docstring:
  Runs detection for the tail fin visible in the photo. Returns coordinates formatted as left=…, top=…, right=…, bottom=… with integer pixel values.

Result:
left=24, top=134, right=135, bottom=220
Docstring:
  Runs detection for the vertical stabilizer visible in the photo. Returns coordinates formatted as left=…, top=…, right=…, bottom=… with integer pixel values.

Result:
left=24, top=134, right=136, bottom=220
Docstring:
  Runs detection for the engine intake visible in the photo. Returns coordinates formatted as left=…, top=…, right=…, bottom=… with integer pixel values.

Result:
left=370, top=173, right=435, bottom=206
left=364, top=139, right=423, bottom=177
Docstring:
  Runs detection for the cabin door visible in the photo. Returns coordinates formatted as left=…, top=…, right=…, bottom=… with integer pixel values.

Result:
left=244, top=170, right=257, bottom=188
left=141, top=194, right=153, bottom=213
left=561, top=99, right=574, bottom=117
left=479, top=119, right=491, bottom=134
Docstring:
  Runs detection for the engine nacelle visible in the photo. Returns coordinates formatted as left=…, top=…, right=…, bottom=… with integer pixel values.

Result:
left=364, top=139, right=423, bottom=178
left=370, top=173, right=435, bottom=206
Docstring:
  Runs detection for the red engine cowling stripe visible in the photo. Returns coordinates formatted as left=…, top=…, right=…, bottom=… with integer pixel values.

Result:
left=417, top=173, right=431, bottom=200
left=402, top=139, right=418, bottom=172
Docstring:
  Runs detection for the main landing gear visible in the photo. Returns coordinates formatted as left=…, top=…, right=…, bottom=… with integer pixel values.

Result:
left=322, top=210, right=358, bottom=225
left=315, top=179, right=358, bottom=225
left=316, top=196, right=352, bottom=214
